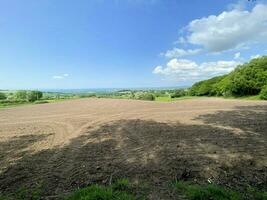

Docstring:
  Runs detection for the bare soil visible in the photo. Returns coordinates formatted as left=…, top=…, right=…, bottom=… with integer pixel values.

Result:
left=0, top=98, right=266, bottom=199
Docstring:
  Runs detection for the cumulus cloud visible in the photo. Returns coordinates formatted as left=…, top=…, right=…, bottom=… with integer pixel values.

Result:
left=183, top=3, right=267, bottom=52
left=163, top=48, right=202, bottom=58
left=52, top=73, right=70, bottom=79
left=153, top=59, right=241, bottom=81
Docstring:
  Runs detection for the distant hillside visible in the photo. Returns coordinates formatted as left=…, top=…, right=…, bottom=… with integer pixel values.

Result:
left=190, top=56, right=267, bottom=98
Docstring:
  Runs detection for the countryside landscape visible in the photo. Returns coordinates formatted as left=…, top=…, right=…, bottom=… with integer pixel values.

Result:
left=0, top=0, right=267, bottom=200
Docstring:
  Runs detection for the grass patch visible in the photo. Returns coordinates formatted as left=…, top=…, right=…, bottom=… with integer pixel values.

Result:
left=111, top=178, right=130, bottom=191
left=175, top=181, right=242, bottom=200
left=247, top=187, right=267, bottom=200
left=0, top=186, right=43, bottom=200
left=0, top=195, right=8, bottom=200
left=15, top=187, right=42, bottom=200
left=175, top=181, right=267, bottom=200
left=65, top=179, right=137, bottom=200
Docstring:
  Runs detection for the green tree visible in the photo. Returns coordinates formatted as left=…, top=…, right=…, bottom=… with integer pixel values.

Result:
left=190, top=56, right=267, bottom=97
left=190, top=76, right=225, bottom=96
left=15, top=90, right=28, bottom=100
left=0, top=92, right=6, bottom=100
left=138, top=93, right=155, bottom=101
left=27, top=91, right=43, bottom=102
left=171, top=89, right=186, bottom=98
left=260, top=85, right=267, bottom=100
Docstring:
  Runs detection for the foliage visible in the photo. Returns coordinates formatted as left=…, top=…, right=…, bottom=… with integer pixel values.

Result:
left=137, top=93, right=155, bottom=101
left=13, top=90, right=43, bottom=102
left=27, top=91, right=43, bottom=102
left=190, top=56, right=267, bottom=97
left=171, top=89, right=187, bottom=98
left=0, top=99, right=28, bottom=108
left=0, top=92, right=6, bottom=100
left=228, top=57, right=267, bottom=96
left=15, top=90, right=28, bottom=100
left=259, top=85, right=267, bottom=100
left=189, top=75, right=226, bottom=96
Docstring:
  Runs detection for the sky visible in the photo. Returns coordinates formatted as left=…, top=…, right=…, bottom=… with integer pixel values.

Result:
left=0, top=0, right=267, bottom=89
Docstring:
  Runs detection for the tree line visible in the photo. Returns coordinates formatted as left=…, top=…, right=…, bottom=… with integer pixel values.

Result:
left=0, top=90, right=43, bottom=102
left=189, top=56, right=267, bottom=99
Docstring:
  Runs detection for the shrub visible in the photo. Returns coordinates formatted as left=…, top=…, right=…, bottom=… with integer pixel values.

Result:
left=138, top=93, right=155, bottom=101
left=171, top=89, right=186, bottom=98
left=259, top=85, right=267, bottom=100
left=15, top=90, right=27, bottom=100
left=27, top=91, right=43, bottom=102
left=0, top=99, right=27, bottom=104
left=34, top=100, right=49, bottom=104
left=0, top=92, right=6, bottom=100
left=190, top=75, right=226, bottom=96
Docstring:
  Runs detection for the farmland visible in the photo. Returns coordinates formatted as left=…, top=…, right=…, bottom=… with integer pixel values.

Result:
left=0, top=98, right=266, bottom=199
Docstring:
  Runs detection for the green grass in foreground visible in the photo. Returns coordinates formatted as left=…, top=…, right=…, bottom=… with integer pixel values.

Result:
left=65, top=179, right=137, bottom=200
left=176, top=181, right=241, bottom=200
left=1, top=180, right=267, bottom=200
left=0, top=186, right=43, bottom=200
left=175, top=181, right=267, bottom=200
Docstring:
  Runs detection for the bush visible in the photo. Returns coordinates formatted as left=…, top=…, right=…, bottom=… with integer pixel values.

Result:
left=0, top=92, right=6, bottom=100
left=171, top=89, right=186, bottom=98
left=138, top=93, right=155, bottom=101
left=15, top=90, right=27, bottom=100
left=259, top=85, right=267, bottom=100
left=27, top=91, right=43, bottom=102
left=190, top=76, right=226, bottom=96
left=0, top=99, right=27, bottom=104
left=34, top=100, right=49, bottom=104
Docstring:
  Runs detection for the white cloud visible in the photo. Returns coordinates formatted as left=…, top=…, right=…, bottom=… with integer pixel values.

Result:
left=234, top=52, right=241, bottom=59
left=163, top=48, right=202, bottom=58
left=183, top=3, right=267, bottom=52
left=153, top=58, right=241, bottom=81
left=53, top=76, right=64, bottom=79
left=52, top=73, right=70, bottom=79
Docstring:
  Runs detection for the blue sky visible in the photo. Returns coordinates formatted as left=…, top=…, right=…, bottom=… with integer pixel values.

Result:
left=0, top=0, right=267, bottom=89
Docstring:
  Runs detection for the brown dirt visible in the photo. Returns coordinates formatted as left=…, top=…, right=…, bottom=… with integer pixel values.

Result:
left=0, top=98, right=266, bottom=199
